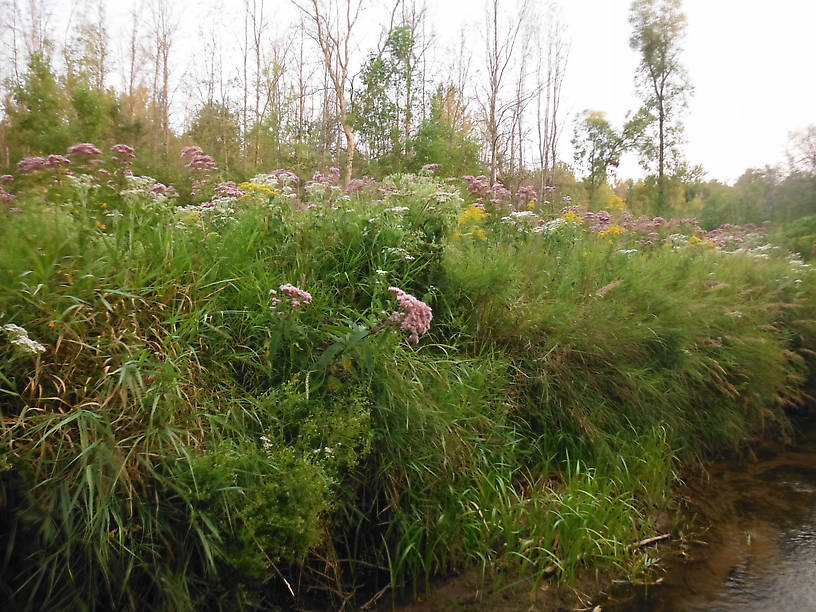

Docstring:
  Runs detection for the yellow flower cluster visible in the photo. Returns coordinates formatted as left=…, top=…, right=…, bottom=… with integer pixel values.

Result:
left=561, top=210, right=584, bottom=224
left=458, top=205, right=489, bottom=225
left=456, top=205, right=489, bottom=241
left=689, top=235, right=716, bottom=248
left=599, top=224, right=625, bottom=237
left=238, top=182, right=279, bottom=198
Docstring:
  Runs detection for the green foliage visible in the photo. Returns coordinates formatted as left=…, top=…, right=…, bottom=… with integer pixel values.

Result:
left=629, top=0, right=692, bottom=210
left=408, top=86, right=482, bottom=177
left=4, top=54, right=73, bottom=158
left=353, top=26, right=418, bottom=168
left=1, top=169, right=815, bottom=609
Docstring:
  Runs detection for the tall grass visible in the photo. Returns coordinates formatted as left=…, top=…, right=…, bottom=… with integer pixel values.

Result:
left=1, top=174, right=814, bottom=609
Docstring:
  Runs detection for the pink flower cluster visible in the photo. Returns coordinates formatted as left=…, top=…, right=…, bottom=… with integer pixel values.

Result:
left=310, top=167, right=341, bottom=186
left=270, top=168, right=299, bottom=186
left=516, top=185, right=537, bottom=206
left=17, top=154, right=74, bottom=174
left=490, top=182, right=511, bottom=205
left=151, top=183, right=176, bottom=197
left=345, top=176, right=377, bottom=195
left=462, top=175, right=490, bottom=195
left=68, top=142, right=102, bottom=157
left=388, top=286, right=432, bottom=344
left=270, top=283, right=313, bottom=309
left=214, top=181, right=246, bottom=198
left=0, top=184, right=14, bottom=205
left=17, top=156, right=50, bottom=173
left=182, top=145, right=218, bottom=198
left=421, top=163, right=441, bottom=174
left=584, top=210, right=612, bottom=233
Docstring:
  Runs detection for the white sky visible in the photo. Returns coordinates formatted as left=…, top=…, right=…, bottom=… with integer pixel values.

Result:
left=21, top=0, right=816, bottom=184
left=425, top=0, right=816, bottom=183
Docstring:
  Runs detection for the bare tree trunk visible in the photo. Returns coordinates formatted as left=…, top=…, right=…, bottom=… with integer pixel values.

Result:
left=296, top=0, right=401, bottom=185
left=482, top=0, right=527, bottom=186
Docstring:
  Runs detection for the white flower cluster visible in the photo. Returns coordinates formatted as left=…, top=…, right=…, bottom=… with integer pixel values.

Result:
left=533, top=217, right=569, bottom=234
left=383, top=247, right=415, bottom=261
left=2, top=323, right=46, bottom=355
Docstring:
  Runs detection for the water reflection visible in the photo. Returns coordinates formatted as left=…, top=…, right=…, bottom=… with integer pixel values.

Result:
left=606, top=432, right=816, bottom=611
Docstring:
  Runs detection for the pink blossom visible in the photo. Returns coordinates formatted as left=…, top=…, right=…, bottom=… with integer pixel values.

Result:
left=0, top=175, right=13, bottom=185
left=111, top=144, right=135, bottom=158
left=187, top=154, right=217, bottom=171
left=421, top=163, right=441, bottom=173
left=388, top=287, right=432, bottom=344
left=271, top=168, right=299, bottom=186
left=67, top=142, right=102, bottom=157
left=516, top=185, right=537, bottom=206
left=489, top=182, right=511, bottom=205
left=180, top=145, right=204, bottom=161
left=345, top=176, right=376, bottom=194
left=17, top=157, right=49, bottom=173
left=151, top=183, right=176, bottom=197
left=463, top=175, right=490, bottom=195
left=214, top=181, right=245, bottom=198
left=277, top=283, right=312, bottom=308
left=0, top=187, right=14, bottom=204
left=47, top=154, right=70, bottom=168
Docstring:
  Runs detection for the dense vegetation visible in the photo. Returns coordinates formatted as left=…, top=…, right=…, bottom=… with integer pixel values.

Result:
left=1, top=146, right=814, bottom=609
left=2, top=1, right=816, bottom=609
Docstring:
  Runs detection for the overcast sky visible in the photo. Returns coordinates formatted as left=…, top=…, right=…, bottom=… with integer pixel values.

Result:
left=423, top=0, right=816, bottom=183
left=33, top=0, right=816, bottom=184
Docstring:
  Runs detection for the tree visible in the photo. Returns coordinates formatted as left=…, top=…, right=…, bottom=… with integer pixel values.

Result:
left=572, top=109, right=648, bottom=197
left=353, top=24, right=417, bottom=167
left=480, top=0, right=528, bottom=185
left=409, top=84, right=481, bottom=177
left=787, top=125, right=816, bottom=176
left=294, top=0, right=400, bottom=185
left=629, top=0, right=691, bottom=213
left=3, top=53, right=72, bottom=158
left=535, top=2, right=568, bottom=192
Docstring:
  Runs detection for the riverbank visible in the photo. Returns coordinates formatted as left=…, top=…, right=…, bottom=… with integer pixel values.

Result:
left=2, top=170, right=815, bottom=610
left=390, top=420, right=816, bottom=611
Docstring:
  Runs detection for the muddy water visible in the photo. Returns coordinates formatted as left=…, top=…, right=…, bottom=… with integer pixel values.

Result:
left=604, top=430, right=816, bottom=611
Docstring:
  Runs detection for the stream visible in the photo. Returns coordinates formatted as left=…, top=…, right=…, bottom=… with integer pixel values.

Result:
left=603, top=427, right=816, bottom=611
left=392, top=426, right=816, bottom=611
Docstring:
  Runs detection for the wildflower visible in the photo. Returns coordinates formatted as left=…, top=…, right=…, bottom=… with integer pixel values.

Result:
left=516, top=185, right=537, bottom=207
left=0, top=175, right=12, bottom=184
left=187, top=154, right=217, bottom=171
left=561, top=210, right=584, bottom=224
left=277, top=283, right=312, bottom=308
left=0, top=188, right=14, bottom=205
left=420, top=163, right=441, bottom=174
left=214, top=181, right=246, bottom=198
left=180, top=145, right=204, bottom=161
left=47, top=154, right=70, bottom=168
left=2, top=323, right=46, bottom=355
left=489, top=182, right=511, bottom=205
left=388, top=287, right=432, bottom=343
left=17, top=156, right=49, bottom=173
left=111, top=143, right=135, bottom=158
left=599, top=224, right=625, bottom=237
left=67, top=142, right=102, bottom=157
left=458, top=204, right=489, bottom=225
left=345, top=176, right=376, bottom=194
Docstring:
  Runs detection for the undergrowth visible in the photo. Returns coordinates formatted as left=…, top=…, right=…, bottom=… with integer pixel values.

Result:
left=1, top=171, right=815, bottom=610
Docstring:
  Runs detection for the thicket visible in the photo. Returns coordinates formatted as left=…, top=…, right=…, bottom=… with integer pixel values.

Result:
left=1, top=152, right=815, bottom=610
